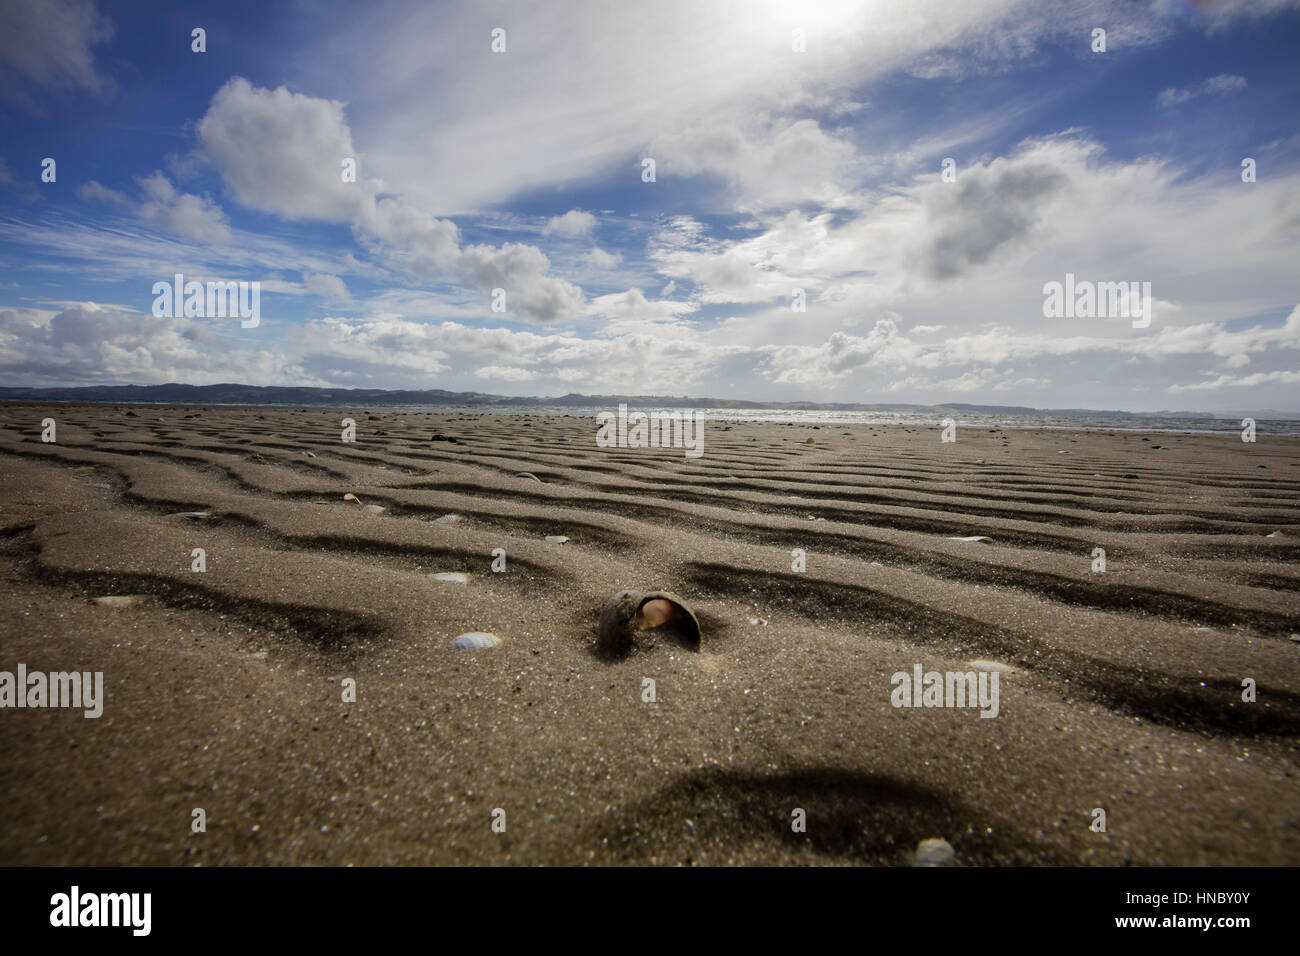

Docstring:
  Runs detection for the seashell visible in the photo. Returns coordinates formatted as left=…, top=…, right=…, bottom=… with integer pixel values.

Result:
left=170, top=511, right=210, bottom=519
left=361, top=504, right=385, bottom=515
left=433, top=572, right=468, bottom=584
left=597, top=590, right=700, bottom=657
left=93, top=595, right=147, bottom=608
left=514, top=472, right=542, bottom=482
left=804, top=438, right=816, bottom=444
left=968, top=659, right=1013, bottom=673
left=452, top=632, right=500, bottom=650
left=1266, top=531, right=1285, bottom=538
left=343, top=493, right=361, bottom=503
left=947, top=536, right=992, bottom=543
left=544, top=535, right=569, bottom=543
left=302, top=451, right=317, bottom=458
left=914, top=838, right=955, bottom=867
left=433, top=514, right=463, bottom=524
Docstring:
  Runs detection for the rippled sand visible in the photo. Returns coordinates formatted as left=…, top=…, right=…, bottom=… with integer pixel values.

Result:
left=0, top=404, right=1297, bottom=865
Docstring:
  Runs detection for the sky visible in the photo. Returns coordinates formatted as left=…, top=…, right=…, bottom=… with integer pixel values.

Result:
left=1, top=0, right=1298, bottom=412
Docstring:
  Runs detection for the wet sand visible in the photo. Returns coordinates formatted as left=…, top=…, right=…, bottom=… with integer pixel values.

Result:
left=0, top=403, right=1297, bottom=865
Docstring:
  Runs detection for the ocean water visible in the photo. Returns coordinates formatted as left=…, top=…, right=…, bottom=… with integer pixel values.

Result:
left=366, top=404, right=1300, bottom=436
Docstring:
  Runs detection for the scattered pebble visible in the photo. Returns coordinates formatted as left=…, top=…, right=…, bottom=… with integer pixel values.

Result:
left=452, top=632, right=501, bottom=650
left=914, top=838, right=955, bottom=867
left=433, top=572, right=468, bottom=584
left=92, top=595, right=146, bottom=608
left=170, top=511, right=210, bottom=519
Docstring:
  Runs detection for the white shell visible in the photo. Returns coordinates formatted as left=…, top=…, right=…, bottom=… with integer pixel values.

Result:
left=434, top=514, right=463, bottom=524
left=947, top=535, right=992, bottom=543
left=93, top=595, right=146, bottom=607
left=452, top=632, right=500, bottom=650
left=544, top=535, right=569, bottom=543
left=914, top=838, right=955, bottom=867
left=433, top=572, right=468, bottom=584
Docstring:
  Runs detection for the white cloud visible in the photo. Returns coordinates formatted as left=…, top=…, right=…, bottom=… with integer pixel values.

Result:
left=135, top=172, right=232, bottom=243
left=474, top=365, right=536, bottom=381
left=584, top=247, right=622, bottom=269
left=1156, top=73, right=1247, bottom=109
left=288, top=0, right=1293, bottom=217
left=76, top=180, right=129, bottom=205
left=542, top=210, right=597, bottom=238
left=0, top=303, right=305, bottom=385
left=303, top=273, right=351, bottom=301
left=197, top=78, right=374, bottom=223
left=195, top=78, right=585, bottom=322
left=77, top=173, right=232, bottom=243
left=651, top=117, right=861, bottom=211
left=0, top=0, right=113, bottom=108
left=310, top=0, right=1036, bottom=215
left=1170, top=369, right=1300, bottom=391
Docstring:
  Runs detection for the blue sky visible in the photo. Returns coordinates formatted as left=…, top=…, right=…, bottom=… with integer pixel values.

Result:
left=1, top=0, right=1298, bottom=411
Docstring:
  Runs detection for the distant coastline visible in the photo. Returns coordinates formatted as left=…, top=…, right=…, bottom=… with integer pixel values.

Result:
left=1, top=383, right=1295, bottom=422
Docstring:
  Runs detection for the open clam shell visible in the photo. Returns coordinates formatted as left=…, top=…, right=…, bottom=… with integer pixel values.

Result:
left=596, top=589, right=700, bottom=657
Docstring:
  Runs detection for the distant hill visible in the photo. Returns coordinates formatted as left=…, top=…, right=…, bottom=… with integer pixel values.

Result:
left=0, top=383, right=1295, bottom=419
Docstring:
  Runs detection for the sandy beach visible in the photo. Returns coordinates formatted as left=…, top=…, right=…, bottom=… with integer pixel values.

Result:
left=0, top=403, right=1297, bottom=866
